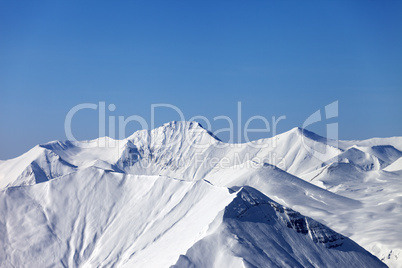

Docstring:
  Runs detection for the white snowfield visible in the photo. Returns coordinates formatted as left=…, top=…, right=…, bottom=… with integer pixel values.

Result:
left=0, top=121, right=400, bottom=267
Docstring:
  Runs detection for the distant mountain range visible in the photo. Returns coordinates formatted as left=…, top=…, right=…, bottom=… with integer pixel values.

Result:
left=1, top=121, right=401, bottom=267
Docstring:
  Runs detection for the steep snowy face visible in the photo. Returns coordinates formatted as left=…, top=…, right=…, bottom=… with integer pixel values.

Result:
left=115, top=121, right=221, bottom=178
left=225, top=187, right=346, bottom=249
left=385, top=157, right=402, bottom=172
left=0, top=145, right=77, bottom=189
left=173, top=187, right=386, bottom=268
left=0, top=168, right=234, bottom=268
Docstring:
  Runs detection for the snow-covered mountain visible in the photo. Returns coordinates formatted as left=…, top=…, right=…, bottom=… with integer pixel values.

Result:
left=174, top=187, right=384, bottom=268
left=0, top=121, right=401, bottom=267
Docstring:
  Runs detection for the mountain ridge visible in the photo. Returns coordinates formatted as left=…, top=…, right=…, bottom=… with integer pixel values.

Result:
left=173, top=187, right=385, bottom=268
left=0, top=121, right=401, bottom=267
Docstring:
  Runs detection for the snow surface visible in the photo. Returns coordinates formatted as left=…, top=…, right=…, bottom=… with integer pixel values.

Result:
left=0, top=121, right=401, bottom=267
left=174, top=187, right=385, bottom=268
left=384, top=157, right=402, bottom=172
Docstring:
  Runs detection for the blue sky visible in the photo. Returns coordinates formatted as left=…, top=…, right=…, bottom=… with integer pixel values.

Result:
left=0, top=0, right=401, bottom=159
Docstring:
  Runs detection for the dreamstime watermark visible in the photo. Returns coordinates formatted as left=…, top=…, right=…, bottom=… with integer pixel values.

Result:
left=64, top=101, right=339, bottom=169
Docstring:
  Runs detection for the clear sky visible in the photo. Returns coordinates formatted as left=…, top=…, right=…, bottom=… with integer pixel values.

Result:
left=1, top=0, right=401, bottom=159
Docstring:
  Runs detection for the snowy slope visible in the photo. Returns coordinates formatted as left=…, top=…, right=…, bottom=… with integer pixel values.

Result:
left=0, top=121, right=401, bottom=267
left=0, top=169, right=234, bottom=267
left=384, top=157, right=402, bottom=172
left=0, top=170, right=385, bottom=268
left=298, top=141, right=402, bottom=266
left=173, top=187, right=385, bottom=268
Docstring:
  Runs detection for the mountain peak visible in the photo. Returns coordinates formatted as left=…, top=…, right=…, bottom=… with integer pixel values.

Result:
left=284, top=127, right=328, bottom=142
left=127, top=120, right=220, bottom=143
left=157, top=120, right=204, bottom=131
left=174, top=186, right=386, bottom=268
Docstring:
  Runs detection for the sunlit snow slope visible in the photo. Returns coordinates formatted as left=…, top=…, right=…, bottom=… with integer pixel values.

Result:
left=0, top=121, right=400, bottom=267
